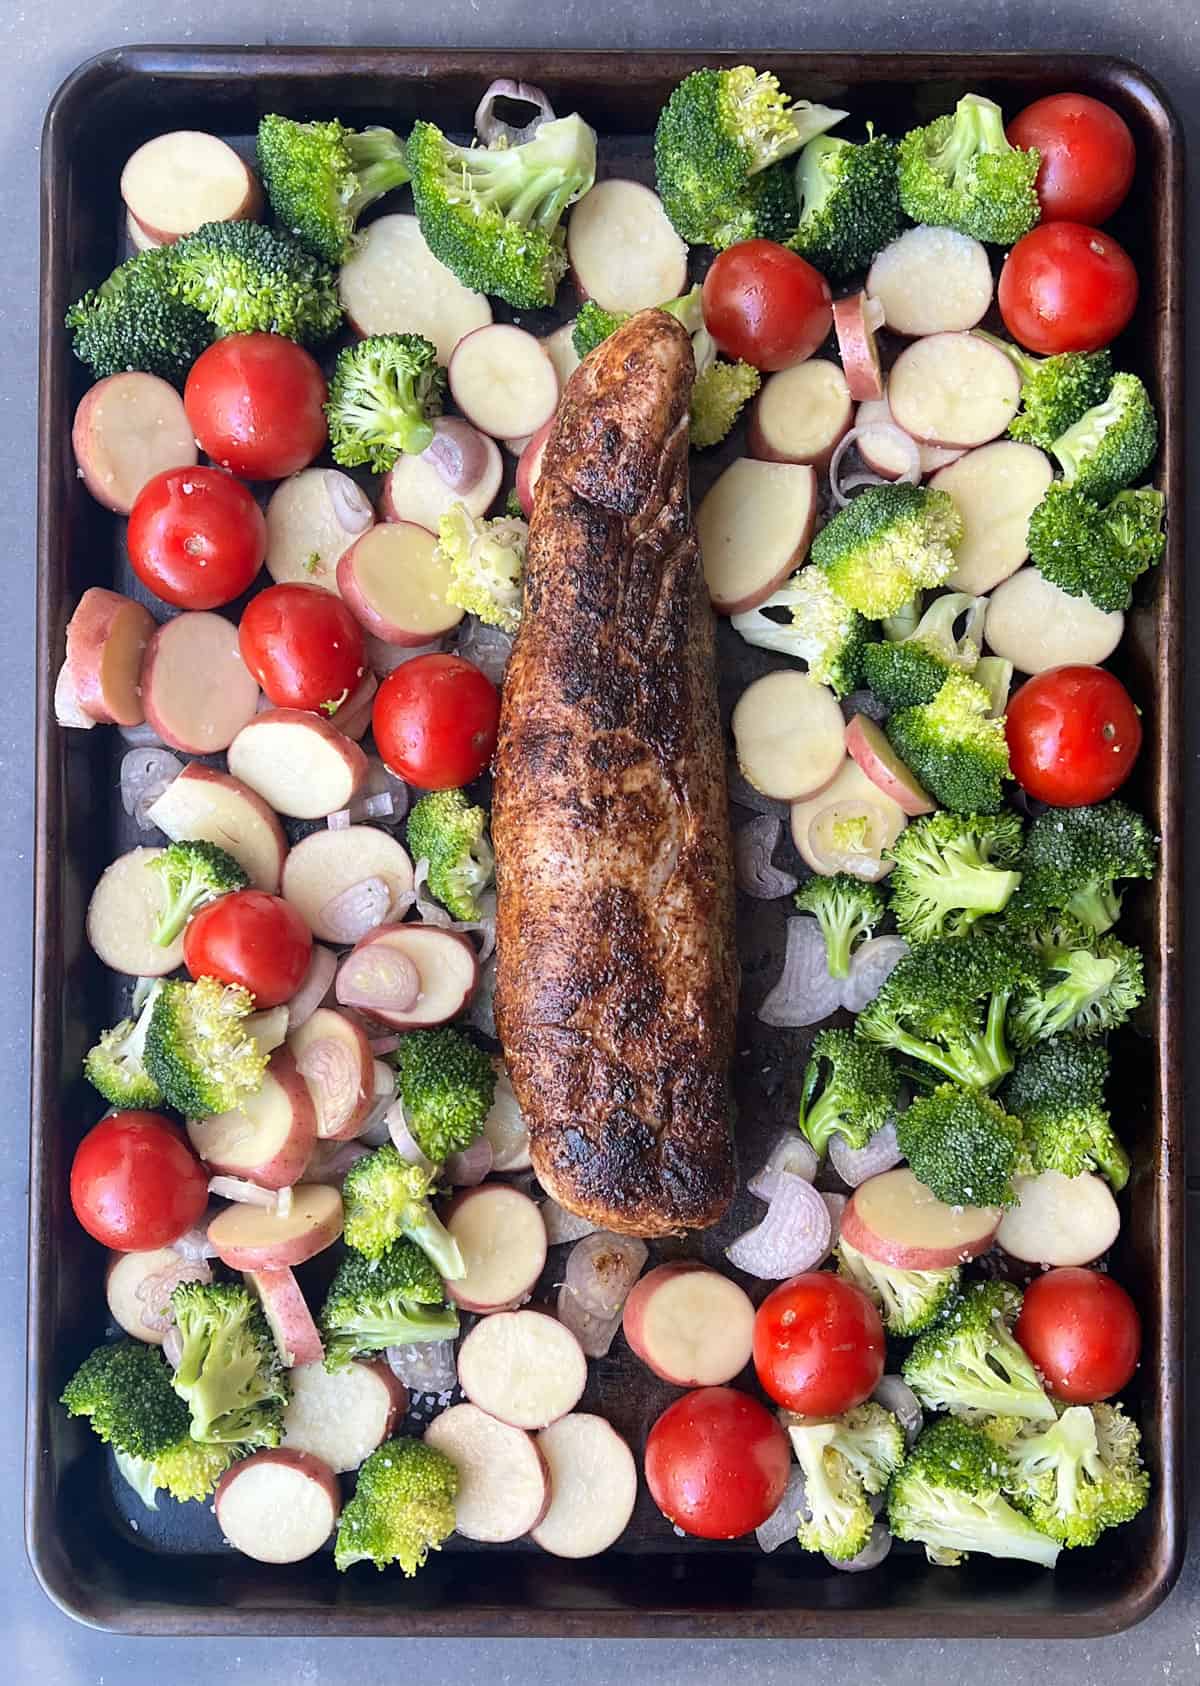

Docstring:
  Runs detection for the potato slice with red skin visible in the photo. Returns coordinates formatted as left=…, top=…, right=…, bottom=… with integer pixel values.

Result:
left=567, top=180, right=688, bottom=311
left=65, top=587, right=157, bottom=727
left=264, top=467, right=374, bottom=592
left=143, top=612, right=260, bottom=755
left=424, top=1402, right=551, bottom=1542
left=379, top=433, right=502, bottom=532
left=214, top=1449, right=340, bottom=1564
left=444, top=1184, right=548, bottom=1314
left=747, top=360, right=852, bottom=469
left=246, top=1265, right=324, bottom=1366
left=457, top=1309, right=588, bottom=1431
left=448, top=323, right=559, bottom=441
left=842, top=1168, right=1002, bottom=1270
left=933, top=441, right=1054, bottom=595
left=338, top=214, right=492, bottom=361
left=105, top=1246, right=209, bottom=1344
left=337, top=521, right=463, bottom=646
left=86, top=846, right=186, bottom=976
left=698, top=459, right=818, bottom=615
left=622, top=1262, right=755, bottom=1387
left=288, top=1007, right=376, bottom=1141
left=888, top=333, right=1022, bottom=449
left=145, top=763, right=287, bottom=893
left=789, top=757, right=908, bottom=881
left=996, top=1171, right=1120, bottom=1267
left=531, top=1414, right=638, bottom=1559
left=207, top=1182, right=344, bottom=1270
left=282, top=826, right=414, bottom=942
left=227, top=708, right=368, bottom=820
left=281, top=1359, right=407, bottom=1473
left=121, top=131, right=261, bottom=244
left=187, top=1047, right=316, bottom=1188
left=844, top=714, right=936, bottom=816
left=983, top=567, right=1124, bottom=673
left=516, top=417, right=554, bottom=519
left=73, top=374, right=197, bottom=515
left=348, top=925, right=479, bottom=1029
left=866, top=226, right=993, bottom=337
left=541, top=322, right=580, bottom=390
left=732, top=671, right=846, bottom=802
left=833, top=293, right=885, bottom=401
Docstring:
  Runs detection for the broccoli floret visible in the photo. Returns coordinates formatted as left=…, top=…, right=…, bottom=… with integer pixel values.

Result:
left=861, top=590, right=987, bottom=710
left=393, top=1027, right=497, bottom=1164
left=325, top=333, right=445, bottom=470
left=731, top=567, right=872, bottom=697
left=84, top=981, right=164, bottom=1108
left=812, top=483, right=963, bottom=618
left=886, top=811, right=1023, bottom=944
left=654, top=66, right=845, bottom=248
left=1007, top=800, right=1158, bottom=936
left=797, top=1027, right=899, bottom=1158
left=65, top=246, right=211, bottom=384
left=406, top=788, right=495, bottom=921
left=887, top=1417, right=1061, bottom=1567
left=788, top=1404, right=906, bottom=1560
left=856, top=929, right=1037, bottom=1092
left=837, top=1236, right=959, bottom=1335
left=257, top=114, right=410, bottom=263
left=789, top=130, right=903, bottom=278
left=886, top=670, right=1011, bottom=815
left=149, top=840, right=248, bottom=947
left=407, top=114, right=596, bottom=309
left=897, top=93, right=1040, bottom=244
left=335, top=1435, right=458, bottom=1574
left=1010, top=922, right=1145, bottom=1048
left=342, top=1145, right=465, bottom=1277
left=320, top=1238, right=460, bottom=1370
left=437, top=502, right=528, bottom=634
left=171, top=219, right=342, bottom=344
left=793, top=872, right=885, bottom=978
left=974, top=333, right=1113, bottom=451
left=896, top=1082, right=1025, bottom=1207
left=690, top=357, right=762, bottom=448
left=984, top=1403, right=1150, bottom=1547
left=903, top=1282, right=1056, bottom=1424
left=572, top=300, right=626, bottom=360
left=1050, top=372, right=1159, bottom=505
left=1026, top=481, right=1166, bottom=614
left=1003, top=1035, right=1129, bottom=1191
left=170, top=1281, right=288, bottom=1449
left=144, top=976, right=268, bottom=1117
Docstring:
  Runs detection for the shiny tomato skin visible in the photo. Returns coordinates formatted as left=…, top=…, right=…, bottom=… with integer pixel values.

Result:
left=238, top=582, right=366, bottom=712
left=184, top=889, right=313, bottom=1009
left=70, top=1111, right=209, bottom=1251
left=1015, top=1268, right=1141, bottom=1403
left=998, top=222, right=1138, bottom=355
left=184, top=333, right=328, bottom=480
left=1006, top=665, right=1142, bottom=806
left=702, top=240, right=833, bottom=371
left=643, top=1386, right=791, bottom=1540
left=373, top=653, right=500, bottom=789
left=1008, top=94, right=1136, bottom=226
left=753, top=1271, right=885, bottom=1416
left=127, top=465, right=266, bottom=609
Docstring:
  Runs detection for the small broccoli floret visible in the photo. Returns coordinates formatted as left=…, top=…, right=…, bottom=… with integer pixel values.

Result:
left=65, top=246, right=212, bottom=384
left=1003, top=1035, right=1129, bottom=1191
left=789, top=130, right=903, bottom=279
left=342, top=1146, right=465, bottom=1278
left=406, top=788, right=495, bottom=921
left=974, top=333, right=1113, bottom=451
left=794, top=873, right=885, bottom=977
left=144, top=976, right=268, bottom=1117
left=785, top=1416, right=869, bottom=1561
left=437, top=502, right=528, bottom=634
left=325, top=333, right=444, bottom=470
left=797, top=1026, right=899, bottom=1157
left=1026, top=481, right=1166, bottom=614
left=171, top=219, right=342, bottom=344
left=903, top=1282, right=1056, bottom=1423
left=408, top=114, right=596, bottom=309
left=690, top=358, right=762, bottom=448
left=897, top=93, right=1040, bottom=244
left=170, top=1281, right=288, bottom=1449
left=257, top=115, right=410, bottom=263
left=1009, top=922, right=1145, bottom=1049
left=861, top=590, right=987, bottom=710
left=731, top=567, right=871, bottom=697
left=812, top=483, right=963, bottom=618
left=1007, top=800, right=1158, bottom=936
left=393, top=1027, right=497, bottom=1164
left=335, top=1435, right=458, bottom=1574
left=1050, top=372, right=1159, bottom=505
left=886, top=670, right=1011, bottom=815
left=320, top=1238, right=460, bottom=1370
left=837, top=1236, right=959, bottom=1335
left=149, top=840, right=248, bottom=947
left=572, top=300, right=626, bottom=360
left=984, top=1403, right=1150, bottom=1547
left=896, top=1082, right=1024, bottom=1207
left=84, top=981, right=164, bottom=1108
left=886, top=811, right=1023, bottom=944
left=887, top=1417, right=1060, bottom=1567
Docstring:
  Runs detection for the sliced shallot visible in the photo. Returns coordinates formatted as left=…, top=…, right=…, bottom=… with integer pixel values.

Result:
left=319, top=877, right=392, bottom=944
left=727, top=763, right=789, bottom=817
left=564, top=1232, right=648, bottom=1320
left=324, top=468, right=374, bottom=535
left=755, top=1467, right=809, bottom=1553
left=55, top=661, right=96, bottom=729
left=466, top=956, right=498, bottom=1039
left=361, top=755, right=410, bottom=823
left=839, top=935, right=910, bottom=1013
left=830, top=424, right=919, bottom=508
left=364, top=634, right=446, bottom=677
left=354, top=1059, right=399, bottom=1146
left=821, top=1191, right=847, bottom=1252
left=336, top=944, right=421, bottom=1017
left=411, top=858, right=453, bottom=928
left=445, top=1135, right=495, bottom=1186
left=758, top=917, right=843, bottom=1028
left=725, top=1171, right=832, bottom=1279
left=872, top=1375, right=925, bottom=1448
left=421, top=415, right=492, bottom=491
left=170, top=1216, right=218, bottom=1263
left=555, top=1281, right=622, bottom=1359
left=117, top=719, right=166, bottom=748
left=246, top=1006, right=289, bottom=1057
left=294, top=1034, right=361, bottom=1137
left=386, top=1339, right=457, bottom=1396
left=734, top=814, right=800, bottom=900
left=474, top=78, right=555, bottom=148
left=746, top=1130, right=819, bottom=1201
left=829, top=1119, right=903, bottom=1187
left=162, top=1325, right=183, bottom=1370
left=541, top=1199, right=599, bottom=1247
left=208, top=1175, right=283, bottom=1209
left=135, top=1258, right=211, bottom=1332
left=369, top=1033, right=401, bottom=1056
left=386, top=1100, right=435, bottom=1171
left=120, top=747, right=183, bottom=830
left=826, top=1521, right=892, bottom=1573
left=303, top=1138, right=371, bottom=1186
left=456, top=618, right=514, bottom=687
left=286, top=944, right=338, bottom=1032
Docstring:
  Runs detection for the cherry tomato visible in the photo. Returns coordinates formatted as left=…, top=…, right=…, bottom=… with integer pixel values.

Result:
left=70, top=1111, right=209, bottom=1252
left=1008, top=94, right=1136, bottom=226
left=184, top=333, right=328, bottom=481
left=753, top=1271, right=885, bottom=1416
left=1016, top=1268, right=1141, bottom=1403
left=127, top=465, right=266, bottom=610
left=1007, top=664, right=1142, bottom=806
left=238, top=582, right=366, bottom=713
left=184, top=888, right=313, bottom=1009
left=644, top=1386, right=791, bottom=1540
left=373, top=653, right=500, bottom=789
left=998, top=222, right=1138, bottom=355
left=701, top=239, right=833, bottom=371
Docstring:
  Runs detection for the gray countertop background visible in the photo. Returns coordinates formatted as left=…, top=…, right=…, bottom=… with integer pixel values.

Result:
left=5, top=5, right=1196, bottom=1681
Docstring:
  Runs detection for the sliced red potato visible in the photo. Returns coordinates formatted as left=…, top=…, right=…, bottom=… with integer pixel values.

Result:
left=337, top=521, right=463, bottom=646
left=281, top=1358, right=406, bottom=1474
left=844, top=714, right=936, bottom=816
left=64, top=587, right=156, bottom=727
left=121, top=131, right=261, bottom=244
left=866, top=226, right=993, bottom=337
left=932, top=442, right=1053, bottom=594
left=747, top=359, right=852, bottom=469
left=516, top=418, right=553, bottom=518
left=247, top=1266, right=324, bottom=1366
left=531, top=1413, right=638, bottom=1559
left=855, top=396, right=963, bottom=478
left=105, top=1245, right=210, bottom=1344
left=841, top=1168, right=1002, bottom=1270
left=424, top=1402, right=551, bottom=1542
left=145, top=763, right=287, bottom=893
left=207, top=1182, right=344, bottom=1270
left=888, top=333, right=1022, bottom=449
left=379, top=434, right=503, bottom=533
left=54, top=662, right=97, bottom=729
left=86, top=846, right=186, bottom=975
left=326, top=670, right=377, bottom=742
left=348, top=925, right=479, bottom=1029
left=833, top=292, right=885, bottom=401
left=214, top=1449, right=340, bottom=1564
left=227, top=708, right=368, bottom=820
left=732, top=671, right=845, bottom=802
left=996, top=1171, right=1120, bottom=1267
left=264, top=468, right=375, bottom=592
left=338, top=214, right=493, bottom=362
left=126, top=208, right=162, bottom=252
left=567, top=179, right=688, bottom=311
left=72, top=373, right=197, bottom=515
left=448, top=324, right=560, bottom=441
left=444, top=1184, right=548, bottom=1314
left=984, top=566, right=1125, bottom=674
left=698, top=458, right=818, bottom=614
left=282, top=827, right=414, bottom=942
left=483, top=1060, right=531, bottom=1172
left=187, top=1047, right=317, bottom=1189
left=457, top=1309, right=588, bottom=1431
left=288, top=1007, right=376, bottom=1141
left=541, top=321, right=580, bottom=390
left=142, top=612, right=260, bottom=755
left=622, top=1261, right=755, bottom=1387
left=790, top=757, right=908, bottom=881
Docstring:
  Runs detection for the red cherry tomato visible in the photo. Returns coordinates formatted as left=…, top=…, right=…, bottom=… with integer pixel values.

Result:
left=644, top=1386, right=791, bottom=1540
left=238, top=582, right=366, bottom=712
left=127, top=466, right=265, bottom=610
left=1006, top=664, right=1142, bottom=806
left=373, top=653, right=500, bottom=789
left=1015, top=1268, right=1142, bottom=1403
left=998, top=222, right=1138, bottom=355
left=753, top=1271, right=885, bottom=1416
left=1008, top=94, right=1136, bottom=226
left=184, top=888, right=313, bottom=1009
left=70, top=1111, right=209, bottom=1252
left=701, top=239, right=833, bottom=372
left=184, top=333, right=328, bottom=481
